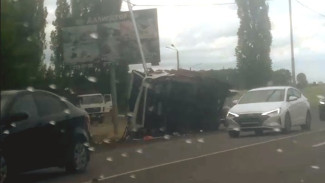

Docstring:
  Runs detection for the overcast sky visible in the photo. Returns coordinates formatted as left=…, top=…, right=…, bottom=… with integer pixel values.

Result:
left=44, top=0, right=325, bottom=82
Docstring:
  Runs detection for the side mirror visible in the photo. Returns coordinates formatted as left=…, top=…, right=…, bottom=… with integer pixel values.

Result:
left=104, top=95, right=111, bottom=103
left=288, top=96, right=298, bottom=101
left=8, top=112, right=29, bottom=123
left=233, top=100, right=239, bottom=105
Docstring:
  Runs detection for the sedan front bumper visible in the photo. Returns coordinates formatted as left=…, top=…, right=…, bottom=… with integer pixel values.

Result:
left=227, top=113, right=282, bottom=131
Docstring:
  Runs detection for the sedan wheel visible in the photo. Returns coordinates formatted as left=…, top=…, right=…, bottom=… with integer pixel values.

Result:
left=66, top=140, right=89, bottom=173
left=254, top=129, right=263, bottom=136
left=74, top=143, right=88, bottom=170
left=282, top=113, right=291, bottom=134
left=0, top=156, right=7, bottom=183
left=301, top=111, right=311, bottom=131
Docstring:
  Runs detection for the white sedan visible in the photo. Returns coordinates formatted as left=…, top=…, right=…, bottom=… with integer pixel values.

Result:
left=227, top=86, right=311, bottom=138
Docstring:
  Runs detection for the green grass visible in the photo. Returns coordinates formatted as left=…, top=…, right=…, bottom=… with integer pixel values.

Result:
left=301, top=84, right=325, bottom=107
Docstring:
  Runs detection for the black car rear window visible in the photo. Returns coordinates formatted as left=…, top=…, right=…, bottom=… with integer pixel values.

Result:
left=34, top=93, right=66, bottom=117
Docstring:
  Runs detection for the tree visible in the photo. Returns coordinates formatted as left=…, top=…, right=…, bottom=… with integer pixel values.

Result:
left=202, top=69, right=240, bottom=89
left=1, top=0, right=47, bottom=90
left=51, top=0, right=129, bottom=111
left=235, top=0, right=272, bottom=89
left=272, top=69, right=292, bottom=86
left=297, top=73, right=308, bottom=89
left=50, top=0, right=70, bottom=75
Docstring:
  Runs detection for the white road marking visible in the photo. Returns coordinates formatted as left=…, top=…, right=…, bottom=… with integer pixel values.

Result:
left=312, top=141, right=325, bottom=148
left=84, top=129, right=325, bottom=182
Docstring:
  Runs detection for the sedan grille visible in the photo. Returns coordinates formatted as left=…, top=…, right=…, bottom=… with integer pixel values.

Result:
left=85, top=107, right=101, bottom=113
left=236, top=113, right=264, bottom=127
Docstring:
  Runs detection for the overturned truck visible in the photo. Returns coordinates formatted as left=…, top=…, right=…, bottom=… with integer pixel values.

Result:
left=126, top=69, right=230, bottom=137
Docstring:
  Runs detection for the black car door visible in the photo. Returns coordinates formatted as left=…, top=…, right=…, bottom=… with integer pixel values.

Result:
left=2, top=93, right=41, bottom=171
left=33, top=92, right=70, bottom=166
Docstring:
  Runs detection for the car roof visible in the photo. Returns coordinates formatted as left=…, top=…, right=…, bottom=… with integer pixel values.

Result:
left=249, top=86, right=292, bottom=91
left=1, top=89, right=62, bottom=97
left=1, top=90, right=21, bottom=95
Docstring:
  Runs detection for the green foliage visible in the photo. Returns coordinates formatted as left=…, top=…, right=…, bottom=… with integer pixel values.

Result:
left=190, top=69, right=294, bottom=90
left=50, top=0, right=70, bottom=74
left=272, top=69, right=292, bottom=86
left=235, top=0, right=272, bottom=89
left=302, top=84, right=325, bottom=107
left=1, top=0, right=47, bottom=90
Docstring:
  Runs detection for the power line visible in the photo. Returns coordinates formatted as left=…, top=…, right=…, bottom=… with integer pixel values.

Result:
left=295, top=0, right=325, bottom=17
left=132, top=2, right=236, bottom=7
left=131, top=0, right=275, bottom=8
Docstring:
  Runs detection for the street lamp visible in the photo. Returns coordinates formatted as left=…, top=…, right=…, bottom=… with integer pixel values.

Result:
left=166, top=44, right=180, bottom=70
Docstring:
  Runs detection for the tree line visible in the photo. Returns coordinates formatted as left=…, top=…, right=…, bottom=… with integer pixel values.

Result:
left=1, top=0, right=310, bottom=111
left=200, top=68, right=301, bottom=89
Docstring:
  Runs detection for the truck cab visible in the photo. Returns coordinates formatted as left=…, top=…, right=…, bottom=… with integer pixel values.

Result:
left=77, top=93, right=112, bottom=123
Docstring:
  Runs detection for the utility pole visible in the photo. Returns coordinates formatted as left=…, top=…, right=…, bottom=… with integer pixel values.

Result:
left=127, top=0, right=148, bottom=75
left=289, top=0, right=296, bottom=85
left=110, top=63, right=118, bottom=137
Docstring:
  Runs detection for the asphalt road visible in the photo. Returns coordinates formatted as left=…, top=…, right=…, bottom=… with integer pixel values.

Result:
left=9, top=108, right=325, bottom=183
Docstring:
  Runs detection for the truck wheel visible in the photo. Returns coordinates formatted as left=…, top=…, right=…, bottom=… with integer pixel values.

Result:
left=99, top=116, right=104, bottom=124
left=254, top=129, right=263, bottom=136
left=228, top=131, right=240, bottom=138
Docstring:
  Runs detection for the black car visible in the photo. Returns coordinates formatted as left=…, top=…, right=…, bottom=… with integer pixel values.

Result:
left=0, top=90, right=91, bottom=182
left=320, top=96, right=325, bottom=121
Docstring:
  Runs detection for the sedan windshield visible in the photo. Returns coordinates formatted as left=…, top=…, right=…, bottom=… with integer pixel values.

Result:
left=239, top=89, right=285, bottom=104
left=79, top=95, right=103, bottom=105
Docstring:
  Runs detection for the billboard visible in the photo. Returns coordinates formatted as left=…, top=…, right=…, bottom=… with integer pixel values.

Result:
left=62, top=9, right=160, bottom=65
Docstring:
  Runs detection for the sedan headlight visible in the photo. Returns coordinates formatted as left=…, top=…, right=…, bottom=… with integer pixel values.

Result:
left=262, top=108, right=281, bottom=117
left=227, top=111, right=239, bottom=118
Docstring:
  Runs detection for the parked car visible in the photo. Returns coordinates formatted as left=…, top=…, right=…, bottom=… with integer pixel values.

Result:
left=77, top=93, right=112, bottom=123
left=319, top=95, right=325, bottom=121
left=227, top=86, right=311, bottom=138
left=0, top=90, right=91, bottom=182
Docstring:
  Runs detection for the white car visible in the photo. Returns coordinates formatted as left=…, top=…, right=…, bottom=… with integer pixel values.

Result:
left=227, top=86, right=311, bottom=138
